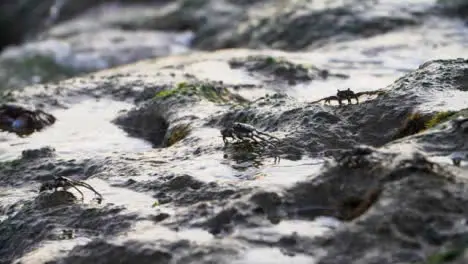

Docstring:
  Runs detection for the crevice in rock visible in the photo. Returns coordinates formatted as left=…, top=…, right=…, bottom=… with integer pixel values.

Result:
left=113, top=110, right=169, bottom=148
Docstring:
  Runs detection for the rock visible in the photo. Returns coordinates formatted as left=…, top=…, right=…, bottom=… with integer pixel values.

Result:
left=0, top=2, right=193, bottom=94
left=313, top=151, right=467, bottom=264
left=0, top=199, right=136, bottom=264
left=21, top=147, right=56, bottom=160
left=228, top=55, right=346, bottom=84
left=0, top=0, right=174, bottom=51
left=434, top=0, right=468, bottom=18
left=149, top=0, right=435, bottom=50
left=1, top=39, right=468, bottom=264
left=50, top=239, right=173, bottom=264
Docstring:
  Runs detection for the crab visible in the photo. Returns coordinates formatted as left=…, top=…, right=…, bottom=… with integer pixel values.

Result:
left=321, top=88, right=360, bottom=106
left=315, top=88, right=385, bottom=106
left=0, top=104, right=56, bottom=136
left=221, top=122, right=279, bottom=146
left=39, top=176, right=103, bottom=204
left=220, top=122, right=281, bottom=163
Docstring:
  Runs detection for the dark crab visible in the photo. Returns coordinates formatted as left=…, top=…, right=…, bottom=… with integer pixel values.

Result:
left=317, top=88, right=359, bottom=106
left=220, top=122, right=281, bottom=163
left=221, top=122, right=279, bottom=146
left=39, top=176, right=103, bottom=204
left=316, top=88, right=385, bottom=106
left=0, top=104, right=56, bottom=136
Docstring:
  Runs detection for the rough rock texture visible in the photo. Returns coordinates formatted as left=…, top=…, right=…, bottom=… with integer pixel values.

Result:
left=1, top=0, right=468, bottom=263
left=1, top=49, right=468, bottom=263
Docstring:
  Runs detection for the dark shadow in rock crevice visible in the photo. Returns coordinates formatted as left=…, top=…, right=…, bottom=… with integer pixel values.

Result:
left=113, top=106, right=170, bottom=147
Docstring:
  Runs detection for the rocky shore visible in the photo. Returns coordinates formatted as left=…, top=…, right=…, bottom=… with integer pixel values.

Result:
left=1, top=0, right=468, bottom=264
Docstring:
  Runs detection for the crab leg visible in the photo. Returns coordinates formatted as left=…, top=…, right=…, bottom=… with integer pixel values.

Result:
left=68, top=184, right=85, bottom=201
left=72, top=180, right=103, bottom=200
left=252, top=134, right=278, bottom=147
left=255, top=130, right=280, bottom=141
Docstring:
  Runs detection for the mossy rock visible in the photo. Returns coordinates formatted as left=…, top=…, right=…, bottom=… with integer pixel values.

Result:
left=424, top=111, right=457, bottom=129
left=154, top=82, right=250, bottom=105
left=393, top=112, right=434, bottom=140
left=164, top=124, right=192, bottom=147
left=424, top=247, right=466, bottom=264
left=393, top=108, right=468, bottom=140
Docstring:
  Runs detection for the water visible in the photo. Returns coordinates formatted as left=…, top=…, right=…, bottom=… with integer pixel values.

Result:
left=0, top=99, right=152, bottom=161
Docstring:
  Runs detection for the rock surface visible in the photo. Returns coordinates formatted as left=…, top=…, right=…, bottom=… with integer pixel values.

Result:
left=1, top=1, right=468, bottom=264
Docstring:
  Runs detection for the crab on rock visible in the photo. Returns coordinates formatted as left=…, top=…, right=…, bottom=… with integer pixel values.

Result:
left=221, top=122, right=279, bottom=146
left=220, top=122, right=281, bottom=163
left=337, top=88, right=359, bottom=105
left=0, top=104, right=56, bottom=136
left=39, top=176, right=103, bottom=204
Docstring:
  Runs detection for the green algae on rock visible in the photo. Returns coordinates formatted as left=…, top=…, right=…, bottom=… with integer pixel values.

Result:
left=424, top=246, right=466, bottom=264
left=392, top=112, right=433, bottom=140
left=425, top=111, right=458, bottom=129
left=164, top=123, right=192, bottom=147
left=393, top=109, right=466, bottom=140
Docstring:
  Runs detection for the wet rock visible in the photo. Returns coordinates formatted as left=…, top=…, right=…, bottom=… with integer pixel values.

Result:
left=34, top=190, right=78, bottom=208
left=0, top=200, right=136, bottom=264
left=113, top=101, right=170, bottom=147
left=0, top=2, right=192, bottom=94
left=0, top=103, right=56, bottom=136
left=21, top=146, right=56, bottom=160
left=152, top=0, right=433, bottom=50
left=51, top=236, right=239, bottom=264
left=230, top=0, right=426, bottom=50
left=49, top=239, right=173, bottom=264
left=435, top=0, right=468, bottom=18
left=249, top=191, right=283, bottom=223
left=113, top=80, right=249, bottom=147
left=155, top=176, right=238, bottom=206
left=0, top=154, right=89, bottom=188
left=211, top=58, right=468, bottom=157
left=2, top=47, right=468, bottom=264
left=0, top=0, right=174, bottom=51
left=151, top=213, right=171, bottom=223
left=148, top=0, right=247, bottom=47
left=228, top=55, right=341, bottom=84
left=165, top=174, right=204, bottom=190
left=313, top=153, right=468, bottom=264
